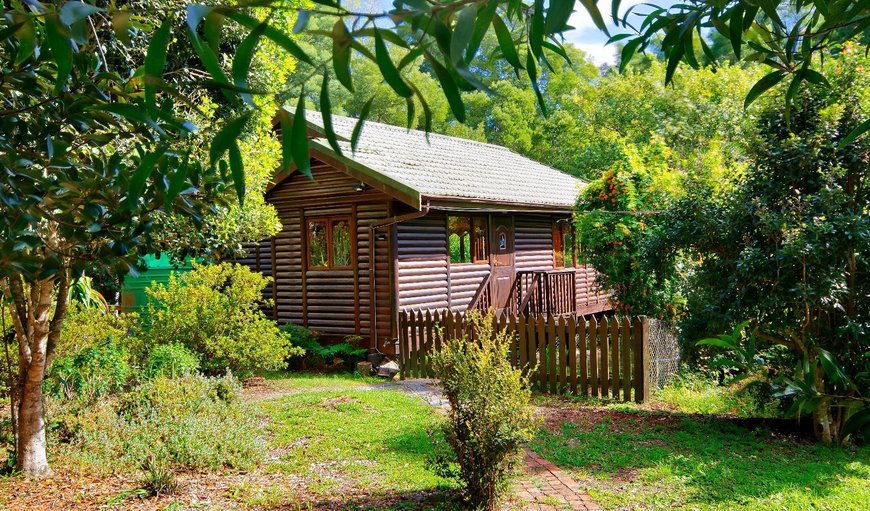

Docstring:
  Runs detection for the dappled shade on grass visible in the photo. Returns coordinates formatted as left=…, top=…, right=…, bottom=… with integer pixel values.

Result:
left=257, top=386, right=456, bottom=508
left=531, top=408, right=870, bottom=511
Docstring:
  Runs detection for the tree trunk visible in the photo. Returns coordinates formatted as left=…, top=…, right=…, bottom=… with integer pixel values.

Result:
left=3, top=272, right=69, bottom=478
left=811, top=366, right=842, bottom=444
left=16, top=374, right=50, bottom=477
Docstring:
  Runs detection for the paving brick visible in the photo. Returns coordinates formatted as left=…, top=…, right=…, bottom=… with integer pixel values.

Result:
left=509, top=448, right=601, bottom=511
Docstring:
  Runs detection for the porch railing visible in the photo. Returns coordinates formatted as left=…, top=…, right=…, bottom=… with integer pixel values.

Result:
left=515, top=270, right=576, bottom=316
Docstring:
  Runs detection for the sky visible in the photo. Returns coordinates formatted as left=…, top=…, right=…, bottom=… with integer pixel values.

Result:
left=564, top=0, right=669, bottom=66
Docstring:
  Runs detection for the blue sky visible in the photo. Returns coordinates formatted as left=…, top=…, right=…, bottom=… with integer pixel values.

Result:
left=564, top=1, right=674, bottom=65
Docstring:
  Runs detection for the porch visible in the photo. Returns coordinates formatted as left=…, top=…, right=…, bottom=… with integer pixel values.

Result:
left=468, top=268, right=611, bottom=317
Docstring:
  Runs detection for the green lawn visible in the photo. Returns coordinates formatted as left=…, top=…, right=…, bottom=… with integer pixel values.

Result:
left=531, top=409, right=870, bottom=511
left=254, top=373, right=457, bottom=510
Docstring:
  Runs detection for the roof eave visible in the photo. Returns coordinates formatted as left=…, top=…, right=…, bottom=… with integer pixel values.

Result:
left=424, top=196, right=575, bottom=214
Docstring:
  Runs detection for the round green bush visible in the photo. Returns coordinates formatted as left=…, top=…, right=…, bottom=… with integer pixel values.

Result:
left=146, top=343, right=200, bottom=379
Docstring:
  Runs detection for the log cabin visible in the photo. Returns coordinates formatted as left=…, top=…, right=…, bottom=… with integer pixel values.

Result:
left=237, top=110, right=612, bottom=355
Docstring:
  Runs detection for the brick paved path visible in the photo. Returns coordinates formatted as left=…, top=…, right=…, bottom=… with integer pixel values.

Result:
left=514, top=450, right=601, bottom=511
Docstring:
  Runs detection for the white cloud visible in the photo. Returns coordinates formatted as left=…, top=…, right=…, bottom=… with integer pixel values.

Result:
left=574, top=43, right=618, bottom=66
left=567, top=0, right=646, bottom=34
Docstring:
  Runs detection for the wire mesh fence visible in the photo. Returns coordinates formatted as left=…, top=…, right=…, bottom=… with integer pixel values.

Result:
left=648, top=319, right=681, bottom=390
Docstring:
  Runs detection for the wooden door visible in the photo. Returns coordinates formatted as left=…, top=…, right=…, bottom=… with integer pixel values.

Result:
left=490, top=215, right=515, bottom=313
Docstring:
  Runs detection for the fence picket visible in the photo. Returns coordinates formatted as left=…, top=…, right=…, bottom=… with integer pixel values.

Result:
left=547, top=315, right=557, bottom=394
left=557, top=316, right=568, bottom=393
left=568, top=316, right=578, bottom=394
left=610, top=316, right=620, bottom=398
left=395, top=310, right=654, bottom=403
left=536, top=315, right=548, bottom=390
left=621, top=317, right=632, bottom=401
left=578, top=316, right=588, bottom=395
left=589, top=315, right=598, bottom=398
left=600, top=315, right=610, bottom=398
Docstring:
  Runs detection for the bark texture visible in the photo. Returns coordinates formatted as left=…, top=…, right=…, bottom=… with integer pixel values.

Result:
left=3, top=272, right=69, bottom=477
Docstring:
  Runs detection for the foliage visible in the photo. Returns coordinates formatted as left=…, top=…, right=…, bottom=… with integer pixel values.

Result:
left=574, top=146, right=685, bottom=318
left=45, top=339, right=132, bottom=402
left=614, top=0, right=870, bottom=144
left=67, top=276, right=109, bottom=311
left=651, top=371, right=780, bottom=418
left=646, top=47, right=870, bottom=443
left=51, top=374, right=262, bottom=473
left=282, top=324, right=366, bottom=370
left=532, top=410, right=870, bottom=511
left=145, top=343, right=200, bottom=379
left=139, top=454, right=179, bottom=497
left=55, top=302, right=139, bottom=361
left=429, top=312, right=538, bottom=511
left=142, top=262, right=301, bottom=376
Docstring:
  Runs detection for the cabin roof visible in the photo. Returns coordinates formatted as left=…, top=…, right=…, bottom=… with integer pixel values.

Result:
left=289, top=109, right=585, bottom=211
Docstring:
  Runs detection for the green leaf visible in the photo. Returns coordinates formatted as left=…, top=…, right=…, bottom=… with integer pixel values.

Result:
left=839, top=118, right=870, bottom=148
left=210, top=113, right=251, bottom=166
left=405, top=96, right=415, bottom=130
left=493, top=15, right=522, bottom=69
left=332, top=20, right=353, bottom=92
left=744, top=70, right=786, bottom=108
left=221, top=10, right=313, bottom=65
left=729, top=4, right=744, bottom=60
left=425, top=52, right=465, bottom=123
left=232, top=22, right=266, bottom=106
left=59, top=1, right=103, bottom=26
left=695, top=338, right=738, bottom=350
left=98, top=103, right=163, bottom=134
left=451, top=4, right=478, bottom=64
left=619, top=38, right=643, bottom=73
left=320, top=73, right=342, bottom=156
left=466, top=0, right=497, bottom=64
left=545, top=0, right=576, bottom=35
left=816, top=348, right=850, bottom=387
left=166, top=152, right=190, bottom=209
left=144, top=16, right=173, bottom=112
left=11, top=16, right=35, bottom=65
left=529, top=0, right=544, bottom=58
left=526, top=51, right=547, bottom=115
left=291, top=95, right=311, bottom=177
left=128, top=147, right=167, bottom=207
left=228, top=141, right=245, bottom=203
left=841, top=408, right=870, bottom=440
left=277, top=109, right=293, bottom=171
left=352, top=97, right=373, bottom=154
left=374, top=28, right=413, bottom=98
left=45, top=14, right=72, bottom=94
left=579, top=0, right=609, bottom=34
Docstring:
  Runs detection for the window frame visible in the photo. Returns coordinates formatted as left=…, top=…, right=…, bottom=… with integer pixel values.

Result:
left=448, top=215, right=489, bottom=265
left=305, top=215, right=354, bottom=270
left=553, top=220, right=577, bottom=269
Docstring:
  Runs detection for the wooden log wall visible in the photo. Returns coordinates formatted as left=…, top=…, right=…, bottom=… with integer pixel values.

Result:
left=241, top=159, right=393, bottom=344
left=398, top=310, right=651, bottom=402
left=514, top=215, right=555, bottom=271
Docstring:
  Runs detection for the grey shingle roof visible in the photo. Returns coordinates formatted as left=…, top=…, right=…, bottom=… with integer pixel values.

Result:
left=304, top=111, right=585, bottom=209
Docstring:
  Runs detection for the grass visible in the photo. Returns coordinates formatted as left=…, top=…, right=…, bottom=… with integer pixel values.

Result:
left=256, top=370, right=381, bottom=390
left=255, top=372, right=458, bottom=510
left=531, top=406, right=870, bottom=511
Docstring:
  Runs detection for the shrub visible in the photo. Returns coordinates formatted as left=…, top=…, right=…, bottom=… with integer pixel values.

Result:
left=429, top=312, right=538, bottom=511
left=57, top=302, right=140, bottom=360
left=283, top=324, right=367, bottom=370
left=51, top=374, right=262, bottom=473
left=141, top=262, right=302, bottom=376
left=46, top=339, right=132, bottom=401
left=145, top=343, right=200, bottom=379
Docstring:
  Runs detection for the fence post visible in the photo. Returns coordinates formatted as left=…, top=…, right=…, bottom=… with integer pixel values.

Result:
left=633, top=316, right=651, bottom=403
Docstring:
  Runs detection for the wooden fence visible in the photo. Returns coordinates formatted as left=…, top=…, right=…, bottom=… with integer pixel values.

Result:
left=397, top=310, right=651, bottom=402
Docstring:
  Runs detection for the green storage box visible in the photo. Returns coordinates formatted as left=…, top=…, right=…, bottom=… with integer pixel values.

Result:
left=121, top=254, right=193, bottom=313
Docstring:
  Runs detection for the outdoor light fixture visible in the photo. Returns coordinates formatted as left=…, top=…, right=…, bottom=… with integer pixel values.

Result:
left=376, top=233, right=387, bottom=241
left=352, top=182, right=369, bottom=192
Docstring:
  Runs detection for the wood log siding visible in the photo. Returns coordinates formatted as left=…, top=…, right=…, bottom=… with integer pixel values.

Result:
left=514, top=215, right=556, bottom=271
left=396, top=213, right=450, bottom=310
left=239, top=160, right=393, bottom=342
